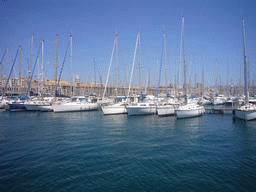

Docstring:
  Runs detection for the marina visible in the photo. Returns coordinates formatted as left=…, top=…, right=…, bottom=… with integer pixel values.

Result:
left=1, top=0, right=256, bottom=191
left=0, top=107, right=256, bottom=191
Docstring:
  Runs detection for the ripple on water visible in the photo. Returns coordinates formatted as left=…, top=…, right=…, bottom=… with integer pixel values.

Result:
left=1, top=111, right=256, bottom=191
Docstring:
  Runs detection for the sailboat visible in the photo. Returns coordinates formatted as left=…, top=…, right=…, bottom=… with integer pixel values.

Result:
left=3, top=46, right=27, bottom=111
left=212, top=62, right=226, bottom=105
left=52, top=95, right=100, bottom=112
left=24, top=40, right=45, bottom=111
left=156, top=31, right=175, bottom=116
left=235, top=17, right=256, bottom=121
left=101, top=35, right=128, bottom=115
left=125, top=30, right=157, bottom=115
left=175, top=16, right=204, bottom=119
left=51, top=35, right=100, bottom=113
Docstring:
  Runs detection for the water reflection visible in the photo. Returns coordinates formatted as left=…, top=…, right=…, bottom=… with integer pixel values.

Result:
left=174, top=116, right=205, bottom=129
left=102, top=114, right=128, bottom=128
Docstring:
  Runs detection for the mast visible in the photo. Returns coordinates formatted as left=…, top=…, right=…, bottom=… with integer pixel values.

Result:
left=239, top=62, right=242, bottom=95
left=163, top=31, right=168, bottom=100
left=124, top=65, right=128, bottom=95
left=227, top=57, right=229, bottom=94
left=189, top=60, right=192, bottom=95
left=6, top=47, right=8, bottom=80
left=30, top=34, right=33, bottom=78
left=115, top=35, right=118, bottom=96
left=195, top=74, right=197, bottom=95
left=70, top=35, right=73, bottom=96
left=26, top=44, right=42, bottom=98
left=19, top=45, right=21, bottom=95
left=37, top=56, right=40, bottom=93
left=41, top=40, right=44, bottom=95
left=94, top=58, right=96, bottom=95
left=157, top=37, right=164, bottom=102
left=145, top=68, right=150, bottom=94
left=55, top=34, right=59, bottom=91
left=145, top=68, right=148, bottom=94
left=202, top=55, right=205, bottom=95
left=215, top=61, right=218, bottom=95
left=0, top=60, right=1, bottom=96
left=175, top=74, right=177, bottom=97
left=2, top=48, right=19, bottom=100
left=242, top=17, right=248, bottom=104
left=182, top=16, right=187, bottom=104
left=139, top=30, right=141, bottom=95
left=248, top=59, right=251, bottom=95
left=179, top=18, right=183, bottom=90
left=103, top=36, right=117, bottom=99
left=0, top=49, right=5, bottom=95
left=128, top=31, right=139, bottom=98
left=148, top=68, right=150, bottom=92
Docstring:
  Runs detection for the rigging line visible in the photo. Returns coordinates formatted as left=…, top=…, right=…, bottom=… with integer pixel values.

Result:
left=26, top=43, right=42, bottom=97
left=0, top=48, right=7, bottom=77
left=157, top=39, right=165, bottom=103
left=10, top=67, right=20, bottom=97
left=0, top=47, right=7, bottom=64
left=163, top=31, right=168, bottom=99
left=128, top=31, right=139, bottom=98
left=1, top=48, right=19, bottom=101
left=103, top=36, right=117, bottom=99
left=55, top=38, right=71, bottom=94
left=96, top=66, right=103, bottom=85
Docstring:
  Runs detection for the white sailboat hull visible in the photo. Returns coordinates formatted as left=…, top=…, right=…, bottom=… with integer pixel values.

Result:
left=213, top=99, right=225, bottom=105
left=126, top=105, right=156, bottom=116
left=53, top=102, right=100, bottom=113
left=157, top=105, right=175, bottom=116
left=176, top=108, right=201, bottom=118
left=199, top=100, right=211, bottom=105
left=102, top=104, right=127, bottom=115
left=0, top=100, right=7, bottom=109
left=235, top=109, right=256, bottom=121
left=37, top=105, right=53, bottom=112
left=24, top=104, right=41, bottom=111
left=176, top=104, right=203, bottom=119
left=199, top=106, right=206, bottom=114
left=235, top=103, right=256, bottom=120
left=234, top=17, right=256, bottom=121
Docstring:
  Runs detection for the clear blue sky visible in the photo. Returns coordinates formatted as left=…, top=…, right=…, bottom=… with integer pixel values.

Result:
left=1, top=0, right=256, bottom=88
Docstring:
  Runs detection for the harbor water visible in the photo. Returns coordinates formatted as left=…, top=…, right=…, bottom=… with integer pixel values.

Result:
left=0, top=110, right=256, bottom=191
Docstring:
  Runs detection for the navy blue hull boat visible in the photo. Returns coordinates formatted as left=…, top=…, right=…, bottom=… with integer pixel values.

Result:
left=8, top=102, right=26, bottom=111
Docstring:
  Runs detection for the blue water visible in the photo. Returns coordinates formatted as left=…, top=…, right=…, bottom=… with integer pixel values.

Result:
left=1, top=110, right=256, bottom=191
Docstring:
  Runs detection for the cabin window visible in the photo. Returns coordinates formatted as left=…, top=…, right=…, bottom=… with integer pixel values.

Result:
left=79, top=98, right=87, bottom=102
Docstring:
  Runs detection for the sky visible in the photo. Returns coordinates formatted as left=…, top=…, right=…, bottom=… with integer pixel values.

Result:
left=1, top=0, right=256, bottom=89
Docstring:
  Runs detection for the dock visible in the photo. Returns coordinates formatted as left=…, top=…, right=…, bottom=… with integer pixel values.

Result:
left=205, top=108, right=235, bottom=115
